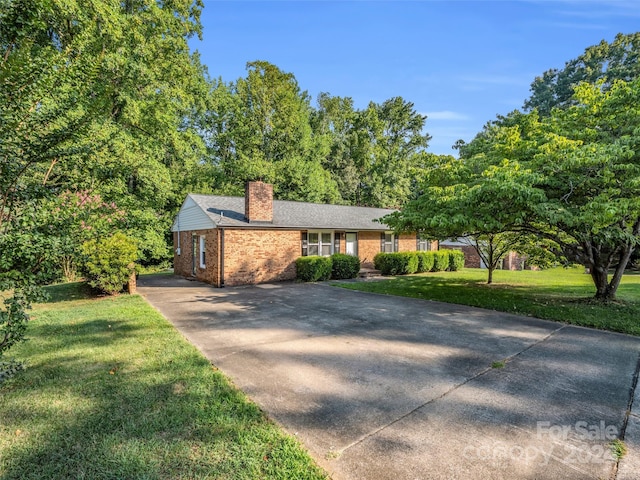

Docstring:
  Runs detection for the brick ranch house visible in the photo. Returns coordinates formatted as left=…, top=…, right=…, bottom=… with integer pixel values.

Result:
left=172, top=181, right=436, bottom=287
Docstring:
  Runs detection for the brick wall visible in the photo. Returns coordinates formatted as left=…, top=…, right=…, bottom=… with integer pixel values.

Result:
left=398, top=233, right=417, bottom=252
left=223, top=229, right=300, bottom=286
left=173, top=231, right=192, bottom=277
left=358, top=231, right=381, bottom=268
left=174, top=227, right=431, bottom=286
left=245, top=181, right=273, bottom=222
left=440, top=244, right=482, bottom=268
left=173, top=229, right=220, bottom=284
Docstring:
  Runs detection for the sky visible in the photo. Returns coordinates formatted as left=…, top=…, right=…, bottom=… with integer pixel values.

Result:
left=190, top=0, right=640, bottom=155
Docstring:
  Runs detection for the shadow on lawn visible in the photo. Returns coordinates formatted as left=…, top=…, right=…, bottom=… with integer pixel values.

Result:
left=40, top=282, right=96, bottom=303
left=1, top=299, right=326, bottom=480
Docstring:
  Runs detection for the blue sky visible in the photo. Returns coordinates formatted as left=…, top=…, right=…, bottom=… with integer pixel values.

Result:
left=191, top=0, right=640, bottom=155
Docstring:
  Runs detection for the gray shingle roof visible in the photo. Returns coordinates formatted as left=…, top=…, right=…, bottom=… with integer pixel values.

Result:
left=188, top=194, right=396, bottom=230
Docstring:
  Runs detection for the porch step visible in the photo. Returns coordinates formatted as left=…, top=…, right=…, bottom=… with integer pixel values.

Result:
left=359, top=268, right=382, bottom=278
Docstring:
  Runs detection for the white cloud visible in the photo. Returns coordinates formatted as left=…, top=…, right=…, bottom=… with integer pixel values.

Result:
left=424, top=111, right=471, bottom=121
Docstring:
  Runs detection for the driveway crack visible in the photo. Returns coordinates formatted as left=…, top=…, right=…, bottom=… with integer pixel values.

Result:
left=337, top=323, right=568, bottom=455
left=610, top=351, right=640, bottom=480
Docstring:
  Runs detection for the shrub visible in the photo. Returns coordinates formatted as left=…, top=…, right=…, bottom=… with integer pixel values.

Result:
left=331, top=253, right=360, bottom=280
left=375, top=253, right=400, bottom=275
left=448, top=250, right=465, bottom=271
left=296, top=256, right=332, bottom=282
left=81, top=232, right=138, bottom=295
left=400, top=252, right=419, bottom=274
left=432, top=251, right=450, bottom=272
left=374, top=252, right=418, bottom=275
left=416, top=252, right=435, bottom=273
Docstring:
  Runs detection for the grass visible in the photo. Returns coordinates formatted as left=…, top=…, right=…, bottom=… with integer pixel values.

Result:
left=611, top=439, right=627, bottom=460
left=0, top=283, right=327, bottom=480
left=336, top=266, right=640, bottom=336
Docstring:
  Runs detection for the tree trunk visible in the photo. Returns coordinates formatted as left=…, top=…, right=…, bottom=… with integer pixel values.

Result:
left=487, top=266, right=494, bottom=284
left=589, top=246, right=634, bottom=301
left=590, top=266, right=612, bottom=300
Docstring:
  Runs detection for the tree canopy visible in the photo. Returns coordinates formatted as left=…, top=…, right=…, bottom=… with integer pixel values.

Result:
left=524, top=32, right=640, bottom=115
left=0, top=0, right=209, bottom=379
left=387, top=76, right=640, bottom=300
left=202, top=62, right=431, bottom=207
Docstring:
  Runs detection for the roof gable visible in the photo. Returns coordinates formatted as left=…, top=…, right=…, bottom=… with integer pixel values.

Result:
left=171, top=195, right=217, bottom=232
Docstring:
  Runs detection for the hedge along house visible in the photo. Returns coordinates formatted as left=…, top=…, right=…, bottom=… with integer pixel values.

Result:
left=172, top=181, right=436, bottom=287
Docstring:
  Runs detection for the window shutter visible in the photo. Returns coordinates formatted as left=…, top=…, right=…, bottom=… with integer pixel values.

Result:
left=301, top=231, right=308, bottom=256
left=394, top=235, right=399, bottom=252
left=380, top=232, right=385, bottom=252
left=334, top=232, right=341, bottom=253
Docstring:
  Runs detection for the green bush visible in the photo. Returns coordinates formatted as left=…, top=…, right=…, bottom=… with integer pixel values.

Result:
left=81, top=232, right=138, bottom=295
left=400, top=252, right=419, bottom=274
left=432, top=251, right=450, bottom=272
left=416, top=252, right=435, bottom=273
left=374, top=253, right=400, bottom=275
left=331, top=253, right=360, bottom=279
left=296, top=256, right=333, bottom=282
left=448, top=250, right=465, bottom=271
left=374, top=252, right=418, bottom=275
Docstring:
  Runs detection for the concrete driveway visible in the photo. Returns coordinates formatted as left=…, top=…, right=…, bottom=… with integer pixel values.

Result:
left=138, top=275, right=640, bottom=480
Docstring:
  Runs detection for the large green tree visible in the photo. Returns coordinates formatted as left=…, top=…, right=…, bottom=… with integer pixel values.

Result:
left=0, top=0, right=209, bottom=379
left=383, top=152, right=540, bottom=284
left=310, top=94, right=431, bottom=207
left=310, top=93, right=361, bottom=204
left=204, top=62, right=340, bottom=203
left=389, top=79, right=640, bottom=300
left=525, top=32, right=640, bottom=115
left=351, top=97, right=431, bottom=207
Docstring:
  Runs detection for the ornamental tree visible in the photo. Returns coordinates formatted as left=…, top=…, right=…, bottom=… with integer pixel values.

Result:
left=388, top=79, right=640, bottom=301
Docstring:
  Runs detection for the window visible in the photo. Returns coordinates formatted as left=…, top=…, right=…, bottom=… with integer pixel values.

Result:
left=302, top=231, right=333, bottom=256
left=333, top=232, right=341, bottom=254
left=381, top=232, right=397, bottom=253
left=199, top=235, right=206, bottom=268
left=417, top=235, right=432, bottom=251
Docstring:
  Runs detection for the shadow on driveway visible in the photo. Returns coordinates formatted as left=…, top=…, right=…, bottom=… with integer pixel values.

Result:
left=139, top=274, right=640, bottom=480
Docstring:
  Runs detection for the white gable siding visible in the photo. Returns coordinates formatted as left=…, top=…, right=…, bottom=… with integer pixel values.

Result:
left=172, top=196, right=216, bottom=232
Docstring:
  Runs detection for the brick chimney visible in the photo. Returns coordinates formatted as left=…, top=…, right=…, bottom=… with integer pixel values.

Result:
left=245, top=181, right=273, bottom=223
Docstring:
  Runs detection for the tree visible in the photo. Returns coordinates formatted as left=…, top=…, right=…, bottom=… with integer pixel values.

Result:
left=311, top=94, right=432, bottom=207
left=525, top=32, right=640, bottom=115
left=0, top=0, right=209, bottom=380
left=383, top=153, right=540, bottom=284
left=204, top=62, right=341, bottom=203
left=352, top=97, right=431, bottom=207
left=310, top=93, right=360, bottom=204
left=394, top=80, right=640, bottom=300
left=525, top=80, right=640, bottom=300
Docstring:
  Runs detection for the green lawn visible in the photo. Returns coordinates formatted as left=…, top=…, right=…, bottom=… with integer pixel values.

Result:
left=0, top=282, right=327, bottom=480
left=336, top=267, right=640, bottom=336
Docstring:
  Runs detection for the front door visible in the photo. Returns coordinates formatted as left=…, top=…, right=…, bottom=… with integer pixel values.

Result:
left=346, top=232, right=358, bottom=256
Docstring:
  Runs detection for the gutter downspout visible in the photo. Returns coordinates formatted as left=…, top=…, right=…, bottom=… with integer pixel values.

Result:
left=217, top=212, right=225, bottom=288
left=219, top=228, right=225, bottom=288
left=176, top=215, right=181, bottom=256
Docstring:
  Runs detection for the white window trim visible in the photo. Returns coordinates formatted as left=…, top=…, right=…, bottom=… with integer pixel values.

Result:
left=199, top=235, right=206, bottom=268
left=307, top=230, right=334, bottom=257
left=417, top=235, right=432, bottom=251
left=383, top=231, right=395, bottom=253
